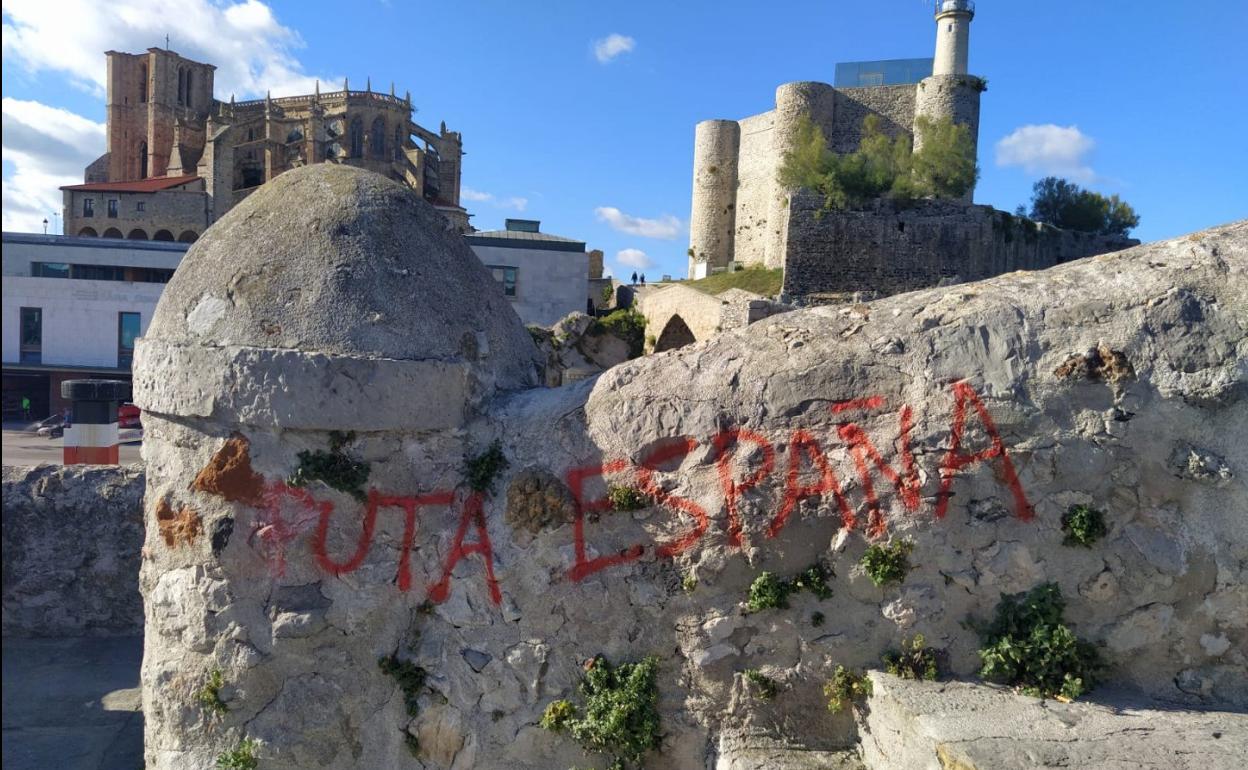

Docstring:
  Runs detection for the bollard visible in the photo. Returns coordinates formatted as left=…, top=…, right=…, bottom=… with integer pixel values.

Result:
left=60, top=379, right=131, bottom=465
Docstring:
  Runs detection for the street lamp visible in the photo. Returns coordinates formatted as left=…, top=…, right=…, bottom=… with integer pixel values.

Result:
left=42, top=218, right=48, bottom=234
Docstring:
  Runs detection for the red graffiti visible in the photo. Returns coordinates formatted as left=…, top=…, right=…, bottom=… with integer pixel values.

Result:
left=251, top=482, right=328, bottom=576
left=364, top=492, right=456, bottom=592
left=713, top=429, right=775, bottom=547
left=836, top=399, right=922, bottom=538
left=770, top=429, right=855, bottom=538
left=428, top=492, right=502, bottom=605
left=936, top=381, right=1033, bottom=521
left=637, top=437, right=710, bottom=559
left=566, top=459, right=644, bottom=581
left=832, top=395, right=886, bottom=413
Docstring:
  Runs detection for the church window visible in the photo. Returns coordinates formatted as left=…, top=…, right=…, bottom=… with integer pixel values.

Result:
left=349, top=118, right=364, bottom=158
left=177, top=68, right=185, bottom=105
left=370, top=117, right=386, bottom=158
left=185, top=70, right=192, bottom=108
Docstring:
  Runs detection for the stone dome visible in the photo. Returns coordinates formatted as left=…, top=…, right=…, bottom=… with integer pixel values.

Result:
left=146, top=163, right=539, bottom=394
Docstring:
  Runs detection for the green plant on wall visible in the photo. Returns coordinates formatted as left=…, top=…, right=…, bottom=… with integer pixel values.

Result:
left=464, top=440, right=508, bottom=494
left=607, top=485, right=650, bottom=512
left=288, top=430, right=369, bottom=501
left=216, top=738, right=259, bottom=770
left=1061, top=505, right=1107, bottom=547
left=975, top=582, right=1102, bottom=700
left=792, top=563, right=834, bottom=600
left=746, top=571, right=791, bottom=611
left=196, top=668, right=228, bottom=715
left=882, top=634, right=940, bottom=681
left=860, top=540, right=913, bottom=586
left=824, top=666, right=873, bottom=713
left=742, top=669, right=778, bottom=700
left=539, top=655, right=661, bottom=769
left=591, top=309, right=647, bottom=359
left=378, top=653, right=428, bottom=717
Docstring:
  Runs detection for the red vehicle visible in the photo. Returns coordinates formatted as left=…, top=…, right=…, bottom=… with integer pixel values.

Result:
left=118, top=403, right=142, bottom=429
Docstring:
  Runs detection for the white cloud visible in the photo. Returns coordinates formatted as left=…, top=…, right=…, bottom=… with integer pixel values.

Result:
left=616, top=248, right=653, bottom=270
left=462, top=187, right=528, bottom=212
left=461, top=186, right=493, bottom=202
left=595, top=206, right=683, bottom=239
left=2, top=97, right=105, bottom=232
left=1, top=0, right=338, bottom=98
left=593, top=33, right=635, bottom=64
left=995, top=124, right=1097, bottom=182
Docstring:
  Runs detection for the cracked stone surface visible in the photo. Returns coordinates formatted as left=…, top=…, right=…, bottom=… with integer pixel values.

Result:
left=860, top=672, right=1248, bottom=769
left=126, top=165, right=1246, bottom=770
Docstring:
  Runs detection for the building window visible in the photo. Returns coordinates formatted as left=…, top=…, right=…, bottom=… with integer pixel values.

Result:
left=177, top=67, right=186, bottom=105
left=83, top=198, right=95, bottom=217
left=136, top=201, right=146, bottom=212
left=349, top=118, right=364, bottom=158
left=20, top=307, right=42, bottom=364
left=488, top=265, right=518, bottom=297
left=118, top=312, right=141, bottom=370
left=31, top=262, right=70, bottom=279
left=371, top=117, right=386, bottom=158
left=107, top=199, right=119, bottom=218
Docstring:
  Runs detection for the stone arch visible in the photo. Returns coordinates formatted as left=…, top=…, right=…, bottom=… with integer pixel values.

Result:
left=153, top=229, right=175, bottom=241
left=177, top=230, right=199, bottom=243
left=349, top=118, right=364, bottom=158
left=127, top=228, right=149, bottom=240
left=102, top=227, right=124, bottom=239
left=370, top=116, right=386, bottom=158
left=78, top=226, right=98, bottom=237
left=654, top=314, right=696, bottom=352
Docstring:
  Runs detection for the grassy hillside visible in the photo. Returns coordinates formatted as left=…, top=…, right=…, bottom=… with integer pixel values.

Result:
left=679, top=266, right=784, bottom=297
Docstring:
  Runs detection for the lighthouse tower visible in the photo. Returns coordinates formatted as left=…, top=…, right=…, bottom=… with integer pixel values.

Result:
left=932, top=0, right=975, bottom=75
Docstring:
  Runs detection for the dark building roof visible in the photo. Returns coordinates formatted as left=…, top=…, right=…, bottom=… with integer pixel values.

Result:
left=465, top=220, right=586, bottom=252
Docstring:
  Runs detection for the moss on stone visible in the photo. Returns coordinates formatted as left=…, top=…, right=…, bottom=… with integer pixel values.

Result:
left=288, top=431, right=369, bottom=501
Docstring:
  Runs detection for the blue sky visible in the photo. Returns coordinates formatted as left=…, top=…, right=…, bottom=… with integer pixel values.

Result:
left=4, top=0, right=1246, bottom=280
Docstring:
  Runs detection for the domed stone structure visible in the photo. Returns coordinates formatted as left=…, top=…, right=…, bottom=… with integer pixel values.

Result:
left=137, top=163, right=538, bottom=432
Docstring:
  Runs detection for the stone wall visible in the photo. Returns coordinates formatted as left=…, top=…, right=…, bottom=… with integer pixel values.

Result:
left=782, top=193, right=1137, bottom=300
left=131, top=165, right=1247, bottom=770
left=829, top=85, right=918, bottom=153
left=2, top=464, right=145, bottom=637
left=64, top=187, right=210, bottom=241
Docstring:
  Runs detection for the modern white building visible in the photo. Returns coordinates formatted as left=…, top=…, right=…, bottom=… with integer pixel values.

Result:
left=466, top=219, right=592, bottom=326
left=2, top=233, right=187, bottom=418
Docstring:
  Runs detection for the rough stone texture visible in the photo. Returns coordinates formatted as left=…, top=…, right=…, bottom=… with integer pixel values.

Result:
left=2, top=464, right=145, bottom=637
left=782, top=195, right=1138, bottom=300
left=527, top=311, right=635, bottom=386
left=860, top=672, right=1248, bottom=770
left=134, top=165, right=1246, bottom=770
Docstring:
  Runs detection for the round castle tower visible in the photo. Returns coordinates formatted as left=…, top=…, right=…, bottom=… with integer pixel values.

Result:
left=687, top=120, right=740, bottom=279
left=916, top=0, right=981, bottom=199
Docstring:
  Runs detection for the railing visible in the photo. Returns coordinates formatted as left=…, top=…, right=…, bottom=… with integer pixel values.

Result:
left=228, top=90, right=409, bottom=110
left=934, top=0, right=974, bottom=15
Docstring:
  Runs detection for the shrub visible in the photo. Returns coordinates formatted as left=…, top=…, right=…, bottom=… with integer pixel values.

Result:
left=288, top=430, right=369, bottom=501
left=883, top=634, right=940, bottom=681
left=811, top=611, right=825, bottom=627
left=681, top=573, right=698, bottom=593
left=594, top=309, right=647, bottom=359
left=792, top=563, right=834, bottom=600
left=196, top=668, right=228, bottom=715
left=607, top=485, right=649, bottom=512
left=824, top=666, right=873, bottom=713
left=779, top=114, right=977, bottom=211
left=1061, top=505, right=1107, bottom=547
left=975, top=582, right=1102, bottom=700
left=860, top=540, right=913, bottom=586
left=1024, top=176, right=1139, bottom=236
left=464, top=440, right=508, bottom=494
left=746, top=571, right=791, bottom=611
left=541, top=655, right=661, bottom=769
left=216, top=738, right=259, bottom=770
left=540, top=699, right=578, bottom=731
left=742, top=669, right=778, bottom=700
left=378, top=654, right=428, bottom=717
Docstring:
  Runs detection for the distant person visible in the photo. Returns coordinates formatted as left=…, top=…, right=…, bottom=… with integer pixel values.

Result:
left=640, top=273, right=646, bottom=285
left=21, top=395, right=31, bottom=421
left=631, top=271, right=638, bottom=285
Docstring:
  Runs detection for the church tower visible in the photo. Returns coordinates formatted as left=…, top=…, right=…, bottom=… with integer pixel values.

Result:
left=932, top=0, right=974, bottom=76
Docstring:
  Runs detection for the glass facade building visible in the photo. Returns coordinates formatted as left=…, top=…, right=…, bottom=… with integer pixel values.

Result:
left=834, top=58, right=934, bottom=88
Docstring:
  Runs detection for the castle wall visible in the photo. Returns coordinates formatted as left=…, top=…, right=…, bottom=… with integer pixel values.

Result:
left=781, top=193, right=1138, bottom=299
left=729, top=111, right=776, bottom=270
left=687, top=120, right=740, bottom=277
left=829, top=85, right=917, bottom=153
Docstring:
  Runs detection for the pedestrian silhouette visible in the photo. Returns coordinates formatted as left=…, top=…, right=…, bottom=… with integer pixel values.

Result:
left=631, top=271, right=638, bottom=285
left=640, top=273, right=646, bottom=285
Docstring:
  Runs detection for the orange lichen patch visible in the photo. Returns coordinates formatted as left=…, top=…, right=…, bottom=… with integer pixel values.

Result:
left=1054, top=343, right=1135, bottom=384
left=192, top=432, right=265, bottom=506
left=155, top=497, right=203, bottom=548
